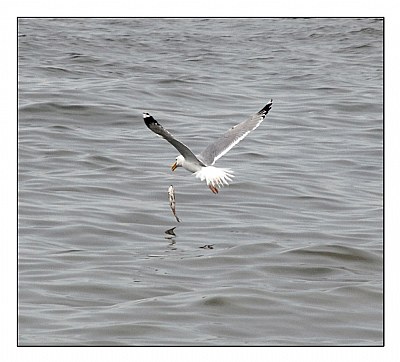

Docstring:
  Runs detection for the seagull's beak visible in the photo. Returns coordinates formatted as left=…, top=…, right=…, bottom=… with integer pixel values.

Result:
left=171, top=161, right=178, bottom=171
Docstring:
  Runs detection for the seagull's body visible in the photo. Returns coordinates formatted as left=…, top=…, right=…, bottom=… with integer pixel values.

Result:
left=143, top=100, right=273, bottom=193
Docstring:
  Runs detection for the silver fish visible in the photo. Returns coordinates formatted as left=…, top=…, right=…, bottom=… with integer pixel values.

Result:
left=168, top=185, right=180, bottom=222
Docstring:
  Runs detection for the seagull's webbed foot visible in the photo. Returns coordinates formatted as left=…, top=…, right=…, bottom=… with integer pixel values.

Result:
left=209, top=184, right=219, bottom=194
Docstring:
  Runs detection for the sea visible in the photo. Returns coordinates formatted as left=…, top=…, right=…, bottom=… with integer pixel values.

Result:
left=18, top=18, right=383, bottom=346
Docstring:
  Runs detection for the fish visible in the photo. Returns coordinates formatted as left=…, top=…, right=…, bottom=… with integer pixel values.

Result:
left=168, top=185, right=180, bottom=222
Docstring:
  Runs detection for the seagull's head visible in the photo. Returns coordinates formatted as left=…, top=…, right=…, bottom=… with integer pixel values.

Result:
left=171, top=155, right=184, bottom=171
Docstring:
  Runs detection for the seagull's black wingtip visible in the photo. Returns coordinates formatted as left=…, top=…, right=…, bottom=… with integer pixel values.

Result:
left=143, top=112, right=158, bottom=128
left=258, top=99, right=273, bottom=115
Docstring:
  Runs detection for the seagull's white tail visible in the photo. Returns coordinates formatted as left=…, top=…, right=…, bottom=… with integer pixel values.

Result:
left=194, top=166, right=234, bottom=189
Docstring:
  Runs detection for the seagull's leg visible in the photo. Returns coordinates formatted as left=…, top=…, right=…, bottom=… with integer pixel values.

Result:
left=209, top=184, right=219, bottom=194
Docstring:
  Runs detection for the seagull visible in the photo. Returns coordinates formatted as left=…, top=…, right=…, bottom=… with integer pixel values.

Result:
left=143, top=99, right=273, bottom=194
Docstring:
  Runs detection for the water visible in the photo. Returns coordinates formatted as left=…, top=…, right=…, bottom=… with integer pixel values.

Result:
left=18, top=18, right=383, bottom=346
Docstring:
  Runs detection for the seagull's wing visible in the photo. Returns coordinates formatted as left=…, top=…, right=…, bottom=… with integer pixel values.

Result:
left=143, top=113, right=204, bottom=165
left=198, top=99, right=273, bottom=165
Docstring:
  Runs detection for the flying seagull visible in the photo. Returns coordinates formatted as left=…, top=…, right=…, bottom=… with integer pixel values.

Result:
left=143, top=99, right=273, bottom=194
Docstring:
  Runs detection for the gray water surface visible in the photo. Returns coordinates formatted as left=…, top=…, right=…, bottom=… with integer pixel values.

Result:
left=18, top=18, right=383, bottom=345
